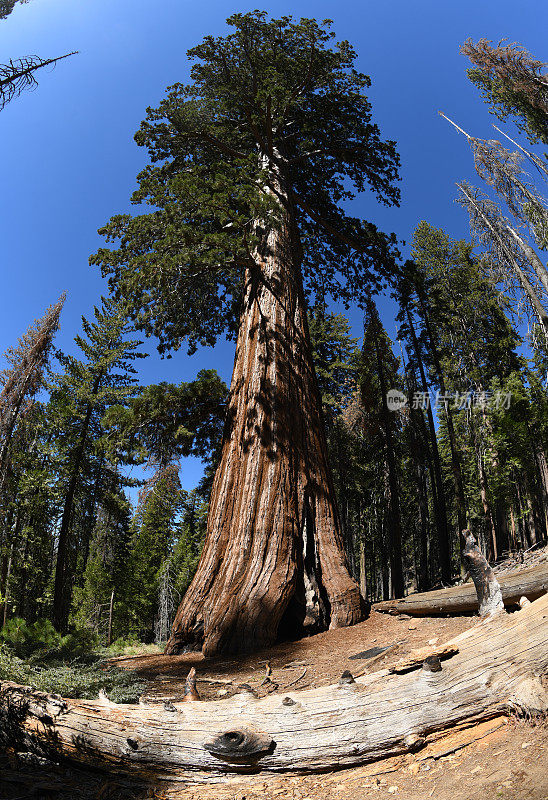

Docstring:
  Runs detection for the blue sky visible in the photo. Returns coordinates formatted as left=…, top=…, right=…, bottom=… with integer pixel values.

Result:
left=1, top=0, right=546, bottom=489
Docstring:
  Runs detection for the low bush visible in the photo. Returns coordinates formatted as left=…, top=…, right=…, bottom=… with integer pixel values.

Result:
left=0, top=618, right=100, bottom=663
left=0, top=617, right=61, bottom=659
left=0, top=643, right=145, bottom=703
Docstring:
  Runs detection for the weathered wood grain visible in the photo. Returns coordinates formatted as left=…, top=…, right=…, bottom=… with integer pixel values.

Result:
left=1, top=594, right=548, bottom=782
left=389, top=644, right=459, bottom=673
left=375, top=563, right=548, bottom=615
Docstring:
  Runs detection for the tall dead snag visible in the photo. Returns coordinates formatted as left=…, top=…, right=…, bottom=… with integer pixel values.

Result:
left=461, top=529, right=504, bottom=616
left=1, top=593, right=547, bottom=779
left=440, top=113, right=548, bottom=267
left=0, top=295, right=65, bottom=495
left=0, top=53, right=76, bottom=111
left=457, top=182, right=548, bottom=345
left=461, top=38, right=548, bottom=145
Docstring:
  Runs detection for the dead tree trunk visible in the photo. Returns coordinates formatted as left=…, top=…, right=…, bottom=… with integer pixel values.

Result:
left=2, top=593, right=547, bottom=780
left=461, top=529, right=504, bottom=616
left=166, top=174, right=363, bottom=657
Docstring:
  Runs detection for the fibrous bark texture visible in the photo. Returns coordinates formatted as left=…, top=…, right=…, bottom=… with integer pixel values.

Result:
left=166, top=191, right=363, bottom=657
left=375, top=562, right=548, bottom=615
left=2, top=594, right=547, bottom=781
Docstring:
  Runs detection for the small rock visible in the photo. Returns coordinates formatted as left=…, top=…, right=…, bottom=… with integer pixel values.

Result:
left=398, top=614, right=411, bottom=620
left=521, top=742, right=531, bottom=748
left=428, top=638, right=439, bottom=645
left=408, top=625, right=418, bottom=630
left=217, top=688, right=228, bottom=696
left=388, top=786, right=398, bottom=793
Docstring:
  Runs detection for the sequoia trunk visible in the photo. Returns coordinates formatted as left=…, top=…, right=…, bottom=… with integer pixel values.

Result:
left=166, top=178, right=363, bottom=656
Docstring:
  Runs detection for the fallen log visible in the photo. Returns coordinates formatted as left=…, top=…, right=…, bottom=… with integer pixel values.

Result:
left=1, top=593, right=547, bottom=782
left=374, top=561, right=548, bottom=616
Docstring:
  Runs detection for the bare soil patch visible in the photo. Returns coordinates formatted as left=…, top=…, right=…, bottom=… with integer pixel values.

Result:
left=113, top=609, right=476, bottom=702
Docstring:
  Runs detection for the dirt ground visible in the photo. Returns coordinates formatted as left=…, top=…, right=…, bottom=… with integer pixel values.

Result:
left=1, top=606, right=547, bottom=800
left=112, top=609, right=476, bottom=702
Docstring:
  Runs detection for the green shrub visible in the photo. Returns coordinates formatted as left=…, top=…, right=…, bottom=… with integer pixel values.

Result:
left=30, top=628, right=99, bottom=665
left=0, top=643, right=145, bottom=703
left=0, top=617, right=61, bottom=658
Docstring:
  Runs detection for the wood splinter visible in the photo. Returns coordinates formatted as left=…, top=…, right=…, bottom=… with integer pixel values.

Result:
left=182, top=667, right=200, bottom=702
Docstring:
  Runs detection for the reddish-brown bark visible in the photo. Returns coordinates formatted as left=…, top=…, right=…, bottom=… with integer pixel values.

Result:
left=166, top=181, right=364, bottom=657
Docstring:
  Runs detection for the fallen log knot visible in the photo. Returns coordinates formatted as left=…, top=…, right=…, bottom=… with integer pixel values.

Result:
left=282, top=696, right=296, bottom=706
left=204, top=728, right=276, bottom=763
left=422, top=656, right=442, bottom=673
left=404, top=733, right=426, bottom=752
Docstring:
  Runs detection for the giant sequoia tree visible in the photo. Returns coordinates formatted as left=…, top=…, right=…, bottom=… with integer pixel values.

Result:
left=92, top=12, right=400, bottom=656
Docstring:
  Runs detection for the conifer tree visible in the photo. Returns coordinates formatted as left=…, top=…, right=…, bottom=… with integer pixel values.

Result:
left=355, top=304, right=405, bottom=597
left=461, top=39, right=548, bottom=145
left=308, top=306, right=360, bottom=575
left=74, top=467, right=132, bottom=639
left=103, top=371, right=228, bottom=471
left=92, top=11, right=400, bottom=655
left=50, top=298, right=145, bottom=631
left=124, top=465, right=181, bottom=641
left=0, top=295, right=64, bottom=500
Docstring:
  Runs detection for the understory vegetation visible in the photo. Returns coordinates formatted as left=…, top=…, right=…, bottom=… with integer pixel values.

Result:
left=0, top=618, right=146, bottom=701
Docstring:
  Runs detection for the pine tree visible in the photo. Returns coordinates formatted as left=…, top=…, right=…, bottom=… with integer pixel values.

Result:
left=403, top=223, right=524, bottom=561
left=73, top=467, right=132, bottom=640
left=91, top=11, right=400, bottom=655
left=355, top=304, right=405, bottom=597
left=0, top=401, right=61, bottom=626
left=50, top=298, right=145, bottom=631
left=308, top=306, right=361, bottom=576
left=124, top=465, right=181, bottom=641
left=461, top=39, right=548, bottom=145
left=103, top=370, right=228, bottom=471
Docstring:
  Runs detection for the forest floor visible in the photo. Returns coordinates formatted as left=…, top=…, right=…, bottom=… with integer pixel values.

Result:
left=113, top=609, right=475, bottom=702
left=2, top=551, right=548, bottom=800
left=3, top=604, right=546, bottom=800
